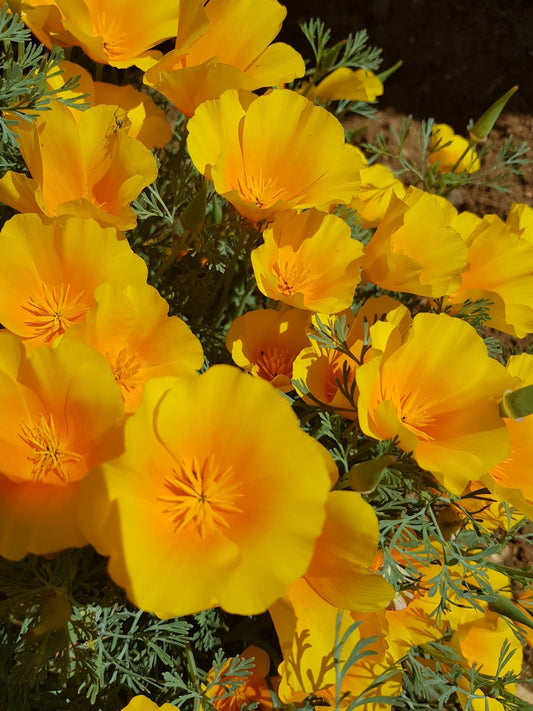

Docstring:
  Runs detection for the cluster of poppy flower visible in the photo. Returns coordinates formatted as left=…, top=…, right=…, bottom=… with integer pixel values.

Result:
left=1, top=0, right=532, bottom=709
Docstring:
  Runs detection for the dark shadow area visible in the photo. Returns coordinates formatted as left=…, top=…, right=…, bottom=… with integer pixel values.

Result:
left=281, top=0, right=533, bottom=127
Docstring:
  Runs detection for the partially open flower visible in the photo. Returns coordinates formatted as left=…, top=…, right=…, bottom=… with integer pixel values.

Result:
left=429, top=123, right=480, bottom=174
left=226, top=307, right=310, bottom=392
left=312, top=67, right=384, bottom=103
left=251, top=209, right=364, bottom=313
left=0, top=100, right=158, bottom=230
left=145, top=0, right=305, bottom=117
left=361, top=186, right=468, bottom=297
left=356, top=312, right=512, bottom=494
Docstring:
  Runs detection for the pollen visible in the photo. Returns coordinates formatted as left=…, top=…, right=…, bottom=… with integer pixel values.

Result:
left=19, top=414, right=82, bottom=483
left=108, top=347, right=141, bottom=394
left=254, top=346, right=293, bottom=381
left=158, top=455, right=243, bottom=539
left=22, top=283, right=87, bottom=343
left=272, top=259, right=312, bottom=297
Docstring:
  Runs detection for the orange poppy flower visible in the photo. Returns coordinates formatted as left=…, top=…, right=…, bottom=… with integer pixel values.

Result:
left=63, top=282, right=204, bottom=412
left=187, top=89, right=364, bottom=222
left=145, top=0, right=305, bottom=117
left=0, top=335, right=124, bottom=560
left=356, top=313, right=512, bottom=494
left=251, top=209, right=364, bottom=313
left=205, top=645, right=274, bottom=711
left=45, top=60, right=172, bottom=149
left=226, top=306, right=310, bottom=392
left=0, top=214, right=148, bottom=350
left=0, top=100, right=158, bottom=230
left=23, top=0, right=180, bottom=68
left=79, top=365, right=331, bottom=617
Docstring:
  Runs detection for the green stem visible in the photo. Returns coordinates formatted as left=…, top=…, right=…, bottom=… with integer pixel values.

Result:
left=184, top=641, right=201, bottom=711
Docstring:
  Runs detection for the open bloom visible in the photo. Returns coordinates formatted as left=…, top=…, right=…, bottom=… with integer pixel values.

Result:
left=356, top=313, right=512, bottom=494
left=251, top=209, right=364, bottom=313
left=63, top=283, right=204, bottom=412
left=187, top=89, right=364, bottom=222
left=226, top=306, right=310, bottom=392
left=361, top=186, right=468, bottom=297
left=79, top=365, right=331, bottom=617
left=0, top=336, right=124, bottom=560
left=429, top=123, right=480, bottom=174
left=0, top=100, right=158, bottom=230
left=144, top=0, right=305, bottom=117
left=0, top=214, right=148, bottom=350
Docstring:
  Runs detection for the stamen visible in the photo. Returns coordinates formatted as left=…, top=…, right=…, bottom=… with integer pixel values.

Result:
left=19, top=414, right=81, bottom=483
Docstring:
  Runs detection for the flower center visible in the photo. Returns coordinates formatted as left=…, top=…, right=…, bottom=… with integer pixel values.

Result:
left=22, top=283, right=87, bottom=343
left=19, top=414, right=81, bottom=483
left=158, top=455, right=243, bottom=539
left=272, top=259, right=312, bottom=298
left=386, top=385, right=437, bottom=441
left=108, top=347, right=141, bottom=394
left=235, top=169, right=288, bottom=209
left=254, top=346, right=293, bottom=381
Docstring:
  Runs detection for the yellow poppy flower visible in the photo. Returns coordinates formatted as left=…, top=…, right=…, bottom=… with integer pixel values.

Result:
left=488, top=354, right=533, bottom=512
left=42, top=0, right=180, bottom=68
left=121, top=696, right=177, bottom=711
left=0, top=335, right=124, bottom=560
left=251, top=209, right=364, bottom=313
left=429, top=123, right=480, bottom=174
left=293, top=296, right=411, bottom=418
left=44, top=60, right=172, bottom=149
left=312, top=67, right=384, bottom=103
left=361, top=186, right=468, bottom=297
left=356, top=313, right=512, bottom=494
left=144, top=0, right=305, bottom=117
left=0, top=100, right=158, bottom=230
left=79, top=365, right=331, bottom=617
left=350, top=163, right=406, bottom=228
left=187, top=89, right=364, bottom=222
left=0, top=214, right=148, bottom=350
left=506, top=201, right=533, bottom=246
left=226, top=306, right=310, bottom=392
left=63, top=282, right=204, bottom=413
left=447, top=214, right=533, bottom=338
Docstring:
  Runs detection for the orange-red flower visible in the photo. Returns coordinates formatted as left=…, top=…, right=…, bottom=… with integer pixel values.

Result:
left=205, top=645, right=275, bottom=711
left=187, top=89, right=364, bottom=222
left=144, top=0, right=305, bottom=117
left=79, top=366, right=331, bottom=617
left=0, top=214, right=148, bottom=350
left=0, top=100, right=158, bottom=230
left=0, top=335, right=124, bottom=559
